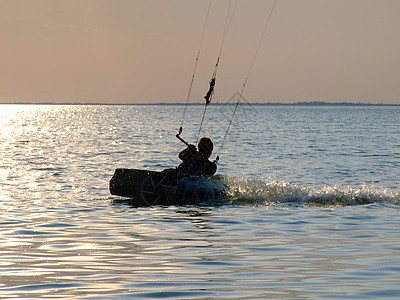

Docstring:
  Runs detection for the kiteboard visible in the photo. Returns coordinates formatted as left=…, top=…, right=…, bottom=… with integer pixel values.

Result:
left=109, top=168, right=227, bottom=206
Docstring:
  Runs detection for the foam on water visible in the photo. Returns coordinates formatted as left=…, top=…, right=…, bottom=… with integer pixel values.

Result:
left=222, top=176, right=400, bottom=207
left=167, top=176, right=399, bottom=207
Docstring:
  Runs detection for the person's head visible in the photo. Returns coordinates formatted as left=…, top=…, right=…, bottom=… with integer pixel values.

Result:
left=198, top=137, right=213, bottom=158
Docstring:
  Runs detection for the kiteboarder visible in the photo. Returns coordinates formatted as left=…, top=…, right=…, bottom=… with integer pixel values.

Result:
left=176, top=137, right=217, bottom=177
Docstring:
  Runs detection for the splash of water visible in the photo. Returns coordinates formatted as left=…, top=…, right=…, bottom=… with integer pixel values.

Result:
left=221, top=176, right=400, bottom=207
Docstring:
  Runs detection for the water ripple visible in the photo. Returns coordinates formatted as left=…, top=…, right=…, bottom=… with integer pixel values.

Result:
left=1, top=105, right=399, bottom=299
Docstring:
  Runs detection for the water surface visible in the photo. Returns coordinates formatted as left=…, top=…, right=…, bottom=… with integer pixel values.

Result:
left=0, top=104, right=399, bottom=299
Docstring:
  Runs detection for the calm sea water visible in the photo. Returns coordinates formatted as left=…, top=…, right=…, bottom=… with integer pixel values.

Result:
left=1, top=104, right=399, bottom=299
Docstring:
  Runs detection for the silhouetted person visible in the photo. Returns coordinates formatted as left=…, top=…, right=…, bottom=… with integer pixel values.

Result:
left=177, top=137, right=217, bottom=176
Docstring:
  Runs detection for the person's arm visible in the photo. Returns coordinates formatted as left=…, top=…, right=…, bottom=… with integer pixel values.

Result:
left=179, top=144, right=196, bottom=161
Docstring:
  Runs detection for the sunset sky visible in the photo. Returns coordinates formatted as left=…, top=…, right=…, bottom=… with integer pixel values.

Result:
left=1, top=0, right=399, bottom=104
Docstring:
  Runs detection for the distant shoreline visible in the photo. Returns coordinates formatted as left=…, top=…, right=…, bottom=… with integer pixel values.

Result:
left=1, top=101, right=399, bottom=106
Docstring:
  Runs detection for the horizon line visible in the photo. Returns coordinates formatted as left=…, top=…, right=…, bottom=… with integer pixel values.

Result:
left=1, top=101, right=399, bottom=106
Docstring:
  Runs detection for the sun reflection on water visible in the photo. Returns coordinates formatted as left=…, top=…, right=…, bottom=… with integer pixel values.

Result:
left=0, top=104, right=40, bottom=116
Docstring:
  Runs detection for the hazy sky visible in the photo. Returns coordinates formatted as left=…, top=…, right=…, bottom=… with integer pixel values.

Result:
left=1, top=0, right=399, bottom=104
